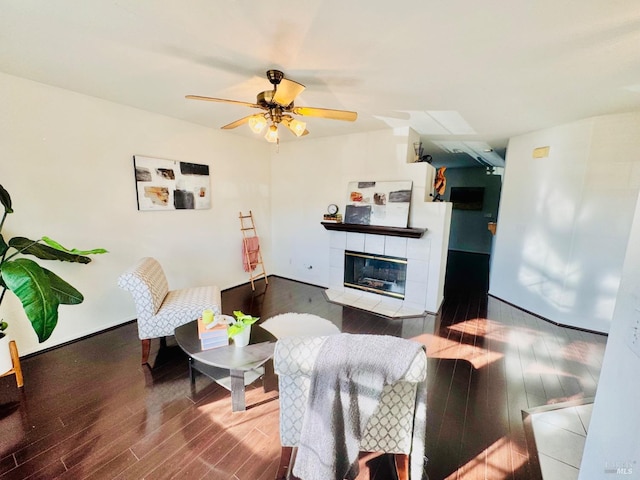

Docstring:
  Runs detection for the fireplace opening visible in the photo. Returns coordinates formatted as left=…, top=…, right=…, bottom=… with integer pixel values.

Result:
left=344, top=250, right=407, bottom=299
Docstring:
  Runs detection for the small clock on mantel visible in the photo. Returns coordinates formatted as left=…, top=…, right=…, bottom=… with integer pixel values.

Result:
left=323, top=204, right=342, bottom=223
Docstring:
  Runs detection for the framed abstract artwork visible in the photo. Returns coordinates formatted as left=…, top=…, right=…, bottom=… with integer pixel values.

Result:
left=133, top=155, right=211, bottom=211
left=344, top=180, right=412, bottom=228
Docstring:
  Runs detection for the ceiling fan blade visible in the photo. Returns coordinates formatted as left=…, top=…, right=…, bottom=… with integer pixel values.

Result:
left=292, top=106, right=357, bottom=122
left=273, top=78, right=306, bottom=106
left=221, top=115, right=253, bottom=130
left=185, top=95, right=261, bottom=109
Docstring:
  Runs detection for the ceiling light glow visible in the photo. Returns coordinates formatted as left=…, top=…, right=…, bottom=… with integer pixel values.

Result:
left=248, top=115, right=267, bottom=134
left=264, top=124, right=279, bottom=143
left=288, top=118, right=306, bottom=137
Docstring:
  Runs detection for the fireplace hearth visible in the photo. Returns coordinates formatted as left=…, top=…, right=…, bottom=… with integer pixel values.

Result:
left=344, top=250, right=407, bottom=299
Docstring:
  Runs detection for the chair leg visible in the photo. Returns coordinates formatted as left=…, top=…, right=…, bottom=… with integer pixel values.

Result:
left=141, top=339, right=151, bottom=365
left=9, top=340, right=23, bottom=388
left=275, top=446, right=294, bottom=480
left=394, top=453, right=409, bottom=480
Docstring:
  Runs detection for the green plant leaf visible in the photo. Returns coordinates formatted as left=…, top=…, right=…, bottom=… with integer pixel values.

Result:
left=1, top=258, right=60, bottom=343
left=9, top=237, right=92, bottom=264
left=232, top=310, right=259, bottom=322
left=0, top=184, right=13, bottom=214
left=0, top=233, right=8, bottom=256
left=227, top=322, right=246, bottom=338
left=43, top=267, right=84, bottom=305
left=41, top=236, right=108, bottom=256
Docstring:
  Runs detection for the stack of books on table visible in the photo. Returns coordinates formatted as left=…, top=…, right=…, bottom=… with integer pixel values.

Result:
left=197, top=316, right=229, bottom=350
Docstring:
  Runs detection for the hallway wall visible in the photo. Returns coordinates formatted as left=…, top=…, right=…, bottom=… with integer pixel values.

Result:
left=490, top=112, right=640, bottom=333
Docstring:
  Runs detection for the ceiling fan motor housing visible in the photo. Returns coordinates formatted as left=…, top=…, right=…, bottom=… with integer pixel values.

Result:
left=257, top=90, right=277, bottom=107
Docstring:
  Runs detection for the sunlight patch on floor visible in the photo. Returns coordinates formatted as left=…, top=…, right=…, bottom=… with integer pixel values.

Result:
left=447, top=317, right=542, bottom=348
left=445, top=436, right=528, bottom=480
left=411, top=332, right=503, bottom=369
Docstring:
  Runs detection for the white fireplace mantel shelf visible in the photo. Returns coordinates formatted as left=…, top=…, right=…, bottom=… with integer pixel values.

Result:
left=321, top=222, right=426, bottom=239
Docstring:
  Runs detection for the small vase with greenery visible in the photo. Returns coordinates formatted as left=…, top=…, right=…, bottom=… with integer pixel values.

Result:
left=227, top=310, right=259, bottom=344
left=0, top=183, right=107, bottom=343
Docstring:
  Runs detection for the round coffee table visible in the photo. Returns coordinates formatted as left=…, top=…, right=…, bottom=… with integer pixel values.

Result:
left=174, top=320, right=276, bottom=412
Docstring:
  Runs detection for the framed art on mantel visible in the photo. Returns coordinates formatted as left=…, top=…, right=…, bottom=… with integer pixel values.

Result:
left=133, top=155, right=211, bottom=211
left=344, top=180, right=412, bottom=228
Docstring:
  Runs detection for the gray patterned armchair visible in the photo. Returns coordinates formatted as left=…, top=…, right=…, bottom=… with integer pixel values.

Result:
left=118, top=257, right=221, bottom=365
left=273, top=334, right=428, bottom=480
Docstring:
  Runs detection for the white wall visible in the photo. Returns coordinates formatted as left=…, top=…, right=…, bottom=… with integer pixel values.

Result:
left=0, top=72, right=270, bottom=355
left=490, top=113, right=640, bottom=333
left=269, top=127, right=451, bottom=312
left=580, top=191, right=640, bottom=478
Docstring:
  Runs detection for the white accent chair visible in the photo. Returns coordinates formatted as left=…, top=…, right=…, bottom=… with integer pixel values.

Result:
left=273, top=335, right=428, bottom=480
left=118, top=257, right=221, bottom=365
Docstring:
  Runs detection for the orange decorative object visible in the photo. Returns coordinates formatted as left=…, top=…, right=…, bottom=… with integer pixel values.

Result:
left=433, top=167, right=447, bottom=201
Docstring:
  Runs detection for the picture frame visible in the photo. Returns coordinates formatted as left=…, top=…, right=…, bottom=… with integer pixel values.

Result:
left=344, top=180, right=412, bottom=228
left=133, top=155, right=211, bottom=211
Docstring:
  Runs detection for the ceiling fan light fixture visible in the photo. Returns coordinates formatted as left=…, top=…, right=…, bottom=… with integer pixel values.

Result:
left=265, top=124, right=279, bottom=143
left=248, top=114, right=267, bottom=134
left=289, top=118, right=306, bottom=137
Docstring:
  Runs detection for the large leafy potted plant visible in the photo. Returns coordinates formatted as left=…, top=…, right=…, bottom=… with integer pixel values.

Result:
left=0, top=183, right=106, bottom=344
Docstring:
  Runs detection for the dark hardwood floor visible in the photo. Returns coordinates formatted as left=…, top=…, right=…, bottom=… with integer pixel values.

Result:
left=0, top=251, right=607, bottom=479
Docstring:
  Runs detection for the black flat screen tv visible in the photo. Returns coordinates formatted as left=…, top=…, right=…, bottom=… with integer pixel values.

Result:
left=450, top=187, right=485, bottom=210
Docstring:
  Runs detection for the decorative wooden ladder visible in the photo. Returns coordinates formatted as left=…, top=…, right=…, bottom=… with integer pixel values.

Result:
left=239, top=211, right=268, bottom=290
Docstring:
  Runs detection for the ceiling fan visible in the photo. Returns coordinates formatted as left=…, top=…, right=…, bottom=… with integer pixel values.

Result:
left=186, top=69, right=357, bottom=143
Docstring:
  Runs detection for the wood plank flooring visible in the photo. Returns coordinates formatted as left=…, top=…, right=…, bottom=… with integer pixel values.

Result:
left=0, top=251, right=607, bottom=479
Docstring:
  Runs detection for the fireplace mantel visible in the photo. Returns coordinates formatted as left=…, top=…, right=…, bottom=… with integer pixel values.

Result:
left=321, top=222, right=426, bottom=238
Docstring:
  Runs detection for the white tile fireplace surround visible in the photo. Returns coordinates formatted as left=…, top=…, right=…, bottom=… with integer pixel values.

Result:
left=325, top=230, right=433, bottom=318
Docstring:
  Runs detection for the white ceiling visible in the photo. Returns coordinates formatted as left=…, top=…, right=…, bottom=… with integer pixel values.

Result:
left=2, top=1, right=640, bottom=167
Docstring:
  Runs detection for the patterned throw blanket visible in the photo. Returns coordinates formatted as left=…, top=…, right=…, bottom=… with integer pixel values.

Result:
left=292, top=333, right=425, bottom=480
